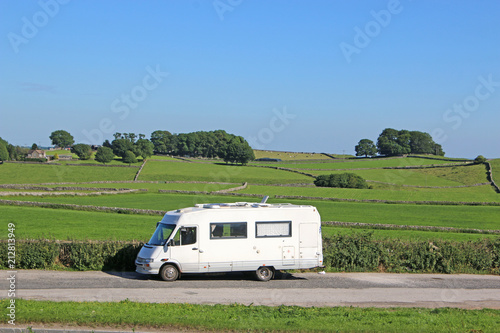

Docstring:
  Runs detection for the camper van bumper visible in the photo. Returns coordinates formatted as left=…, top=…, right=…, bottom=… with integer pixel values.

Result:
left=136, top=265, right=160, bottom=275
left=135, top=261, right=161, bottom=275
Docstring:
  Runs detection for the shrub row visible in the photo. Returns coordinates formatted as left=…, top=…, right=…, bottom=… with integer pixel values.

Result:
left=2, top=234, right=499, bottom=274
left=0, top=240, right=143, bottom=271
left=323, top=233, right=500, bottom=274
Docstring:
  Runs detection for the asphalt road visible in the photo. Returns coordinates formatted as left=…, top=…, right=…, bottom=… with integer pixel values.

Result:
left=2, top=270, right=500, bottom=309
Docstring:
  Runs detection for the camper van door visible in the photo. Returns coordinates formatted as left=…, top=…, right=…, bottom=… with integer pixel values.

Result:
left=168, top=225, right=201, bottom=273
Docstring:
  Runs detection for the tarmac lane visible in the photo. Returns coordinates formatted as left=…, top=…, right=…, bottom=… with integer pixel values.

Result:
left=1, top=270, right=499, bottom=309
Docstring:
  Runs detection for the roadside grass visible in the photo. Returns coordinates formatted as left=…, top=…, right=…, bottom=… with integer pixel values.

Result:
left=139, top=160, right=313, bottom=184
left=321, top=225, right=498, bottom=242
left=0, top=163, right=137, bottom=184
left=3, top=193, right=500, bottom=231
left=4, top=299, right=500, bottom=333
left=0, top=205, right=157, bottom=241
left=237, top=184, right=500, bottom=203
left=252, top=156, right=463, bottom=169
left=254, top=149, right=333, bottom=161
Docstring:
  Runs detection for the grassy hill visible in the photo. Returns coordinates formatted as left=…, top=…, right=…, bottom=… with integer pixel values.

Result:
left=0, top=153, right=498, bottom=244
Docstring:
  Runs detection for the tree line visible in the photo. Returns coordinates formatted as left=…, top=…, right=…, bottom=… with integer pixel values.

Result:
left=355, top=128, right=445, bottom=157
left=0, top=129, right=255, bottom=165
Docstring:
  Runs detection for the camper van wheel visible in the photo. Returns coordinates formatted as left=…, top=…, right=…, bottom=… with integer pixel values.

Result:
left=159, top=264, right=180, bottom=282
left=255, top=266, right=274, bottom=282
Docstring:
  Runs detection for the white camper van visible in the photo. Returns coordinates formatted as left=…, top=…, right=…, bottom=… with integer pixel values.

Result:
left=135, top=198, right=323, bottom=281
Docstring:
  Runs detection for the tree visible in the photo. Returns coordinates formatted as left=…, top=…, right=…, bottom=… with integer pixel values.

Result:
left=31, top=143, right=39, bottom=150
left=50, top=130, right=74, bottom=148
left=314, top=173, right=369, bottom=189
left=134, top=139, right=154, bottom=159
left=122, top=150, right=137, bottom=164
left=355, top=139, right=377, bottom=157
left=95, top=146, right=114, bottom=164
left=376, top=128, right=411, bottom=156
left=223, top=137, right=255, bottom=165
left=111, top=138, right=134, bottom=158
left=102, top=139, right=113, bottom=149
left=71, top=143, right=92, bottom=160
left=409, top=131, right=435, bottom=154
left=474, top=155, right=487, bottom=164
left=0, top=142, right=8, bottom=161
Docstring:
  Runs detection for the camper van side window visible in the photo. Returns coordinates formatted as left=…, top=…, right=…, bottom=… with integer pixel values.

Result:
left=256, top=221, right=292, bottom=238
left=210, top=222, right=247, bottom=239
left=171, top=227, right=197, bottom=246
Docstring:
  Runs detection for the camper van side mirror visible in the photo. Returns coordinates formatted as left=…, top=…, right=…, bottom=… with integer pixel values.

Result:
left=168, top=239, right=175, bottom=247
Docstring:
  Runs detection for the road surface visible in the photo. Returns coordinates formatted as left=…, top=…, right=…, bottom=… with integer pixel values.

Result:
left=2, top=270, right=500, bottom=309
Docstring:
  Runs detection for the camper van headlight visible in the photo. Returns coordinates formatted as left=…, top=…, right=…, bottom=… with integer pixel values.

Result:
left=137, top=257, right=154, bottom=264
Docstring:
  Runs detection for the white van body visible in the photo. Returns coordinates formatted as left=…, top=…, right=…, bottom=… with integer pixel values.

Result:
left=135, top=201, right=323, bottom=281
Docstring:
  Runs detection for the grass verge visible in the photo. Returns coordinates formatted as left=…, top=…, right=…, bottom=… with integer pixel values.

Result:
left=2, top=299, right=499, bottom=333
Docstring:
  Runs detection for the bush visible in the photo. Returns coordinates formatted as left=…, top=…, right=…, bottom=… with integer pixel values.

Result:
left=474, top=155, right=487, bottom=164
left=314, top=173, right=369, bottom=189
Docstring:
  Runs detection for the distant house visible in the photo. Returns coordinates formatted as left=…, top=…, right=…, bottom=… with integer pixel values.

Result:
left=58, top=155, right=73, bottom=161
left=26, top=150, right=46, bottom=159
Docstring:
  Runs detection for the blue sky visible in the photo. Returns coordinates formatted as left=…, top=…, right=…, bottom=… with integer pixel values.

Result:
left=1, top=0, right=499, bottom=158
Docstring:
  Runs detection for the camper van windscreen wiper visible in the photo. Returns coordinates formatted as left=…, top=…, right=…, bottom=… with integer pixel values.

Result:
left=148, top=223, right=176, bottom=246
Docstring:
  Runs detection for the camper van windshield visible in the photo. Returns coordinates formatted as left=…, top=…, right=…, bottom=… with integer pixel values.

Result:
left=148, top=224, right=176, bottom=246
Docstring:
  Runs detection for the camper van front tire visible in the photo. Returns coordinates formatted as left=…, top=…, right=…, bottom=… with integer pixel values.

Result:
left=159, top=264, right=180, bottom=282
left=255, top=266, right=274, bottom=282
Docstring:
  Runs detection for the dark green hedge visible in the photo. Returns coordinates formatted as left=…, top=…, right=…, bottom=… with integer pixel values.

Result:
left=1, top=234, right=499, bottom=274
left=0, top=240, right=143, bottom=271
left=323, top=233, right=500, bottom=274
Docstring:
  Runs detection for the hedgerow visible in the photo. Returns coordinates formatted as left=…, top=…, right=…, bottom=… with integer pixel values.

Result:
left=2, top=234, right=499, bottom=274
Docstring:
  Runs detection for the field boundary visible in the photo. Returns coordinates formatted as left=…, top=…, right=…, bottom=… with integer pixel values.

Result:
left=322, top=221, right=500, bottom=235
left=0, top=199, right=166, bottom=215
left=281, top=162, right=473, bottom=171
left=134, top=159, right=147, bottom=181
left=366, top=180, right=492, bottom=189
left=486, top=162, right=500, bottom=193
left=0, top=190, right=143, bottom=197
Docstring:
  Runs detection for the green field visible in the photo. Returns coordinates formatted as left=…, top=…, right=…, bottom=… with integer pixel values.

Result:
left=239, top=183, right=500, bottom=203
left=253, top=149, right=334, bottom=161
left=310, top=167, right=471, bottom=186
left=40, top=181, right=238, bottom=192
left=1, top=155, right=499, bottom=244
left=252, top=156, right=466, bottom=169
left=3, top=192, right=500, bottom=231
left=139, top=160, right=313, bottom=184
left=0, top=205, right=158, bottom=241
left=0, top=163, right=137, bottom=184
left=322, top=226, right=499, bottom=242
